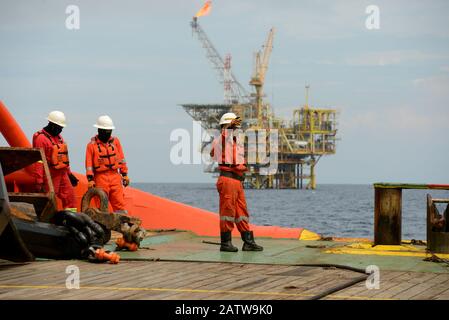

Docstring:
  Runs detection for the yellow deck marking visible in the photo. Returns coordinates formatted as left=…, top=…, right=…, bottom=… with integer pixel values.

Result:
left=327, top=294, right=395, bottom=300
left=0, top=284, right=396, bottom=300
left=324, top=242, right=449, bottom=259
left=299, top=229, right=321, bottom=241
left=0, top=284, right=314, bottom=298
left=346, top=243, right=422, bottom=251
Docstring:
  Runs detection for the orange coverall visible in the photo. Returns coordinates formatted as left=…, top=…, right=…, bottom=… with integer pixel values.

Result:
left=32, top=129, right=76, bottom=209
left=211, top=130, right=250, bottom=233
left=85, top=136, right=128, bottom=213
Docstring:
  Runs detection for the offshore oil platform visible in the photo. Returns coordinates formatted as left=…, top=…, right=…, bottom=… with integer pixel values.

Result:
left=181, top=15, right=338, bottom=189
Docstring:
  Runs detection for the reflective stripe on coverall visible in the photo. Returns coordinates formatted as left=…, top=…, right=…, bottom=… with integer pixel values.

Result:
left=216, top=175, right=250, bottom=232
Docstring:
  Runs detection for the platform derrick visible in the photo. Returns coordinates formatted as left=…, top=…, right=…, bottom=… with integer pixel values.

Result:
left=181, top=16, right=338, bottom=189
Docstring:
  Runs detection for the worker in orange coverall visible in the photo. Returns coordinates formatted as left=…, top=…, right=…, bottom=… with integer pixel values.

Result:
left=210, top=112, right=263, bottom=252
left=32, top=111, right=79, bottom=210
left=85, top=115, right=129, bottom=214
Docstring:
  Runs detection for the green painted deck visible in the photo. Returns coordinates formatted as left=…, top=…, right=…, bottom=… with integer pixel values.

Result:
left=1, top=230, right=449, bottom=300
left=106, top=231, right=449, bottom=274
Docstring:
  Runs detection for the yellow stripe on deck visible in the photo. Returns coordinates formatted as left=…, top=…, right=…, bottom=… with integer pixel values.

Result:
left=0, top=284, right=395, bottom=300
left=325, top=242, right=449, bottom=259
left=299, top=229, right=321, bottom=241
left=0, top=284, right=315, bottom=298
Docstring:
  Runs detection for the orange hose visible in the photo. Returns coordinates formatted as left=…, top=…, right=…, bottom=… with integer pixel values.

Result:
left=0, top=100, right=31, bottom=147
left=4, top=170, right=35, bottom=184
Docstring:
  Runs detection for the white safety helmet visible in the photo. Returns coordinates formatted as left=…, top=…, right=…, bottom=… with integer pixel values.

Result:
left=94, top=115, right=115, bottom=130
left=219, top=112, right=240, bottom=125
left=46, top=110, right=67, bottom=127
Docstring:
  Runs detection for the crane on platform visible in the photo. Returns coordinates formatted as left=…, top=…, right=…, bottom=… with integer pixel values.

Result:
left=190, top=17, right=250, bottom=104
left=183, top=4, right=338, bottom=190
left=249, top=28, right=275, bottom=127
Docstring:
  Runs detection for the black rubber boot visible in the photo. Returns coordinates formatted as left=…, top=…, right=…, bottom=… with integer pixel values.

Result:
left=220, top=232, right=238, bottom=252
left=241, top=231, right=263, bottom=251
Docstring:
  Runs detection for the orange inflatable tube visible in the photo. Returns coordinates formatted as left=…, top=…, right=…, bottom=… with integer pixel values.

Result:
left=0, top=101, right=31, bottom=148
left=1, top=101, right=306, bottom=239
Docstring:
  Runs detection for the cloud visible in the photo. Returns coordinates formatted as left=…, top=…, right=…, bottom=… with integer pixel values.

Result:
left=378, top=0, right=449, bottom=38
left=315, top=60, right=336, bottom=66
left=257, top=1, right=364, bottom=40
left=345, top=51, right=449, bottom=66
left=0, top=0, right=197, bottom=27
left=342, top=106, right=448, bottom=136
left=226, top=0, right=449, bottom=40
left=310, top=50, right=449, bottom=67
left=413, top=74, right=449, bottom=97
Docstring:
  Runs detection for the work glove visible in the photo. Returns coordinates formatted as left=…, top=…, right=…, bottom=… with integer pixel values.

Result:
left=68, top=172, right=79, bottom=187
left=122, top=175, right=130, bottom=187
left=230, top=118, right=242, bottom=128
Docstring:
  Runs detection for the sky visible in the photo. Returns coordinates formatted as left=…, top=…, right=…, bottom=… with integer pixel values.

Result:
left=1, top=0, right=448, bottom=184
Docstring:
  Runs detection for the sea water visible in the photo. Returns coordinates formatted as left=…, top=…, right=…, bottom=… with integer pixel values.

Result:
left=134, top=183, right=449, bottom=240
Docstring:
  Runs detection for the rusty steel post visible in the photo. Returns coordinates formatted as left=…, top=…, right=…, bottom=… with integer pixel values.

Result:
left=427, top=194, right=449, bottom=253
left=374, top=187, right=402, bottom=245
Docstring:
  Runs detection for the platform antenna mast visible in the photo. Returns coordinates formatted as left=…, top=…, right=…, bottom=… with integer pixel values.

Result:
left=305, top=84, right=310, bottom=109
left=191, top=17, right=250, bottom=104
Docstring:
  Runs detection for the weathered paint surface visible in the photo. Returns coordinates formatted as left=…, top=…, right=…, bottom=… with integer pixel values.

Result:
left=107, top=231, right=449, bottom=274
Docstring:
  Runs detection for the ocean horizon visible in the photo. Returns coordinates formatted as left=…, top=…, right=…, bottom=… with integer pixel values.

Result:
left=133, top=183, right=449, bottom=240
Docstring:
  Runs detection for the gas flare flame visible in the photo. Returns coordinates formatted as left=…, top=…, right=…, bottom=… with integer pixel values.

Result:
left=195, top=1, right=212, bottom=18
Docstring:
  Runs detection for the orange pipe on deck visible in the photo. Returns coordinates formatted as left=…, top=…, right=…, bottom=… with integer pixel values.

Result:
left=4, top=170, right=35, bottom=185
left=0, top=101, right=31, bottom=148
left=1, top=101, right=305, bottom=239
left=122, top=187, right=303, bottom=239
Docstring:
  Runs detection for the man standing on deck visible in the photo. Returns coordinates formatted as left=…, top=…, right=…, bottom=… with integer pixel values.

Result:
left=210, top=112, right=263, bottom=252
left=32, top=111, right=79, bottom=210
left=85, top=115, right=129, bottom=214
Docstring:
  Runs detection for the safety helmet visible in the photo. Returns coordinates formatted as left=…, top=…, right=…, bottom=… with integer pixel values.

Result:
left=46, top=110, right=67, bottom=127
left=219, top=112, right=240, bottom=125
left=94, top=115, right=115, bottom=130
